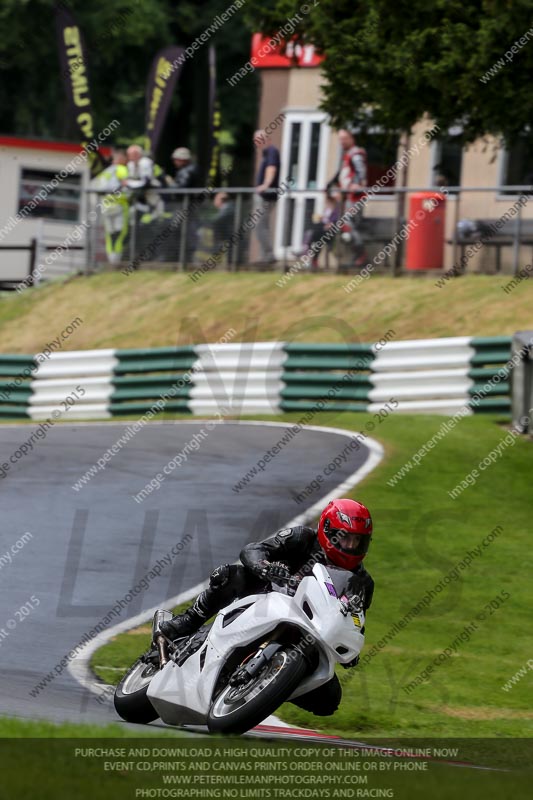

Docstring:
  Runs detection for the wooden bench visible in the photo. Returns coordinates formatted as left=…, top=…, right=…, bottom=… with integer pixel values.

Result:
left=446, top=218, right=533, bottom=272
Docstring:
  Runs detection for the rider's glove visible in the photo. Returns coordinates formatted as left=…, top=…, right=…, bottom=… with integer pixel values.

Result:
left=257, top=560, right=290, bottom=581
left=340, top=593, right=364, bottom=616
left=341, top=654, right=360, bottom=669
left=347, top=593, right=364, bottom=613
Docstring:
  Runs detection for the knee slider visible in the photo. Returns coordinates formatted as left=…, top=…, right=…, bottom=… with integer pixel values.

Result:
left=209, top=563, right=231, bottom=589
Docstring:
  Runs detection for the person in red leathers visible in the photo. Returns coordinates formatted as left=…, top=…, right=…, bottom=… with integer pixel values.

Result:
left=327, top=129, right=369, bottom=269
left=161, top=498, right=374, bottom=716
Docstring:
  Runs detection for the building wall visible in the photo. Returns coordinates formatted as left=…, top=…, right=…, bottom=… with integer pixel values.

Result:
left=257, top=70, right=290, bottom=155
left=259, top=65, right=532, bottom=272
left=0, top=142, right=89, bottom=281
left=409, top=119, right=533, bottom=271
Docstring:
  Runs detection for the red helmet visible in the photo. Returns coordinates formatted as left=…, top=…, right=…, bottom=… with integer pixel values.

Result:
left=317, top=498, right=372, bottom=570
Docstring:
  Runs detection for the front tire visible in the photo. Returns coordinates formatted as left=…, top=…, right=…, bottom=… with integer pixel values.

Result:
left=207, top=645, right=307, bottom=735
left=114, top=657, right=159, bottom=724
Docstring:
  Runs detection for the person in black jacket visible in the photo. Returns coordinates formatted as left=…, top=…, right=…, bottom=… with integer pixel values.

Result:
left=171, top=147, right=201, bottom=262
left=161, top=498, right=374, bottom=716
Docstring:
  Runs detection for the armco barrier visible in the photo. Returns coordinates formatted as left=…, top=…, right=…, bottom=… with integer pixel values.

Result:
left=0, top=336, right=512, bottom=420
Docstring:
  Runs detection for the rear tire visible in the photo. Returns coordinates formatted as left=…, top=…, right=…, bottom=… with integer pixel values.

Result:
left=114, top=658, right=159, bottom=724
left=207, top=645, right=307, bottom=735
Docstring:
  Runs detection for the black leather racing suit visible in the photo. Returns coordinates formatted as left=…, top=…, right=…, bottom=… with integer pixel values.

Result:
left=188, top=525, right=375, bottom=716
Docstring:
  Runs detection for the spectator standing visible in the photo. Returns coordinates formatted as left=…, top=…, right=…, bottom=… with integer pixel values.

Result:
left=126, top=144, right=157, bottom=187
left=172, top=147, right=200, bottom=189
left=172, top=147, right=201, bottom=263
left=94, top=148, right=129, bottom=264
left=126, top=144, right=166, bottom=262
left=254, top=129, right=280, bottom=267
left=212, top=191, right=236, bottom=265
left=212, top=192, right=235, bottom=245
left=327, top=129, right=369, bottom=268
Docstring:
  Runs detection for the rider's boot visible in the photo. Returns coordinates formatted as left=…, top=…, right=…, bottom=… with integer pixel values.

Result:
left=160, top=595, right=209, bottom=641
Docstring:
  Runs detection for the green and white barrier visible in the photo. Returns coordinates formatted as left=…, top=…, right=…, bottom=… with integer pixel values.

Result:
left=0, top=336, right=512, bottom=420
left=280, top=336, right=511, bottom=415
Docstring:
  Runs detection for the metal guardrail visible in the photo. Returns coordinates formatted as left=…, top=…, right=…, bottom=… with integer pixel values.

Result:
left=0, top=240, right=37, bottom=289
left=84, top=184, right=533, bottom=276
left=0, top=238, right=85, bottom=291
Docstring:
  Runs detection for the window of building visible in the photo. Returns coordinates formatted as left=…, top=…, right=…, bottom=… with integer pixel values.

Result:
left=500, top=136, right=533, bottom=194
left=307, top=122, right=321, bottom=189
left=18, top=168, right=82, bottom=222
left=354, top=129, right=400, bottom=192
left=431, top=133, right=463, bottom=190
left=287, top=123, right=302, bottom=185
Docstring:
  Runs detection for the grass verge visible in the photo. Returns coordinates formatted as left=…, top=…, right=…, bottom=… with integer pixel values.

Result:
left=0, top=715, right=181, bottom=738
left=0, top=273, right=532, bottom=352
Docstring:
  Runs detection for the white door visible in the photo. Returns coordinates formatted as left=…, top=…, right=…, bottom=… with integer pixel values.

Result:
left=275, top=112, right=331, bottom=259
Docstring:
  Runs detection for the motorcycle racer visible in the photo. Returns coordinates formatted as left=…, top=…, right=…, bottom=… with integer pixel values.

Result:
left=160, top=498, right=374, bottom=716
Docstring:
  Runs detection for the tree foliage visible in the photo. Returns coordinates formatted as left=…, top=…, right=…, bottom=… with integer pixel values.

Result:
left=244, top=0, right=533, bottom=143
left=0, top=0, right=259, bottom=181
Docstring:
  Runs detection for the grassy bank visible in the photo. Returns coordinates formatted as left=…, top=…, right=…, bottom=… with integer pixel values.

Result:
left=92, top=412, right=533, bottom=742
left=0, top=273, right=531, bottom=352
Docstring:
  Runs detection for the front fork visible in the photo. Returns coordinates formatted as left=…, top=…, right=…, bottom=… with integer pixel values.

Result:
left=152, top=610, right=173, bottom=669
left=230, top=625, right=316, bottom=687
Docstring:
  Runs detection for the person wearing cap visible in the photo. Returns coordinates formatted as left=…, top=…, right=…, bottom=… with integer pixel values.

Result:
left=171, top=147, right=201, bottom=264
left=172, top=147, right=200, bottom=189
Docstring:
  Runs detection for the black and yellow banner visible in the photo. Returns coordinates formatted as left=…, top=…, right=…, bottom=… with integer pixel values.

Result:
left=54, top=3, right=106, bottom=177
left=144, top=45, right=185, bottom=157
left=207, top=45, right=221, bottom=186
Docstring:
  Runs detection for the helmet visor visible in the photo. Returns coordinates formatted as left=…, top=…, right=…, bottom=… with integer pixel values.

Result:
left=328, top=527, right=370, bottom=555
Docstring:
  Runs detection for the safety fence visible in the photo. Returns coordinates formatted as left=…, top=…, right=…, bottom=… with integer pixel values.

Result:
left=4, top=185, right=533, bottom=289
left=0, top=336, right=512, bottom=420
left=83, top=185, right=533, bottom=276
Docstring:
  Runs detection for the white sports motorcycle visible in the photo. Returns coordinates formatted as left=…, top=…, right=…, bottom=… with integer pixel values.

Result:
left=114, top=563, right=365, bottom=734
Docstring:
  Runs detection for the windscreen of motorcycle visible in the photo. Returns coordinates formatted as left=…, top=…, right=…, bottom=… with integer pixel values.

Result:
left=325, top=566, right=353, bottom=598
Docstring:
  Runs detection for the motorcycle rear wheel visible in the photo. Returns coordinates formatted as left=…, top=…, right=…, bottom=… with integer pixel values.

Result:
left=207, top=645, right=306, bottom=735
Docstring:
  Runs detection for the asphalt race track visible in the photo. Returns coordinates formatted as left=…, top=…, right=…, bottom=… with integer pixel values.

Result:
left=0, top=420, right=378, bottom=728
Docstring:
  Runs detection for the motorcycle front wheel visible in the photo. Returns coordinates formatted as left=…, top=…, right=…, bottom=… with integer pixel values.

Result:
left=207, top=644, right=307, bottom=735
left=114, top=657, right=160, bottom=724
